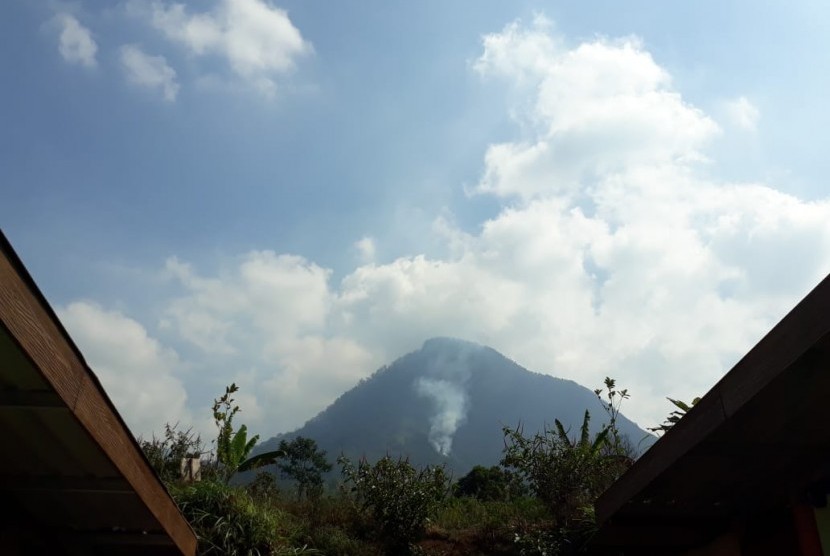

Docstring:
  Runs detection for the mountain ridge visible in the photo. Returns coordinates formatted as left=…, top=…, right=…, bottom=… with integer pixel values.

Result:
left=258, top=337, right=651, bottom=474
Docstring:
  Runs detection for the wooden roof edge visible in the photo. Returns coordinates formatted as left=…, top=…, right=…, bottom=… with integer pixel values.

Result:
left=595, top=271, right=830, bottom=525
left=0, top=229, right=197, bottom=556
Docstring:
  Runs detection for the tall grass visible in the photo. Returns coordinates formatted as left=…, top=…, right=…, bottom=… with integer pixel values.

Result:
left=171, top=480, right=315, bottom=555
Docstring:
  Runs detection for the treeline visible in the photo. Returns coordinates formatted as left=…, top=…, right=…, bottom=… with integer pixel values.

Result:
left=140, top=379, right=640, bottom=555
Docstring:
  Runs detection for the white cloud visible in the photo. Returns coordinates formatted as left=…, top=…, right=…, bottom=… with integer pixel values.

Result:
left=138, top=0, right=311, bottom=96
left=57, top=302, right=191, bottom=438
left=64, top=17, right=830, bottom=435
left=159, top=252, right=377, bottom=431
left=474, top=17, right=719, bottom=201
left=119, top=44, right=179, bottom=101
left=724, top=96, right=760, bottom=131
left=354, top=237, right=377, bottom=263
left=56, top=14, right=97, bottom=68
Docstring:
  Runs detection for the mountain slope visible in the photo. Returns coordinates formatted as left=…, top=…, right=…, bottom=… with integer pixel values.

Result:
left=259, top=338, right=651, bottom=474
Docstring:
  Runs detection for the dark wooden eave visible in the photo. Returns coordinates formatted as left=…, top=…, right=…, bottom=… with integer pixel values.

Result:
left=0, top=231, right=197, bottom=556
left=592, top=271, right=830, bottom=554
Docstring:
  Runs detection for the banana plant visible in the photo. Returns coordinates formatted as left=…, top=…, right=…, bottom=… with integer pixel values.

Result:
left=213, top=384, right=284, bottom=481
left=648, top=396, right=701, bottom=435
left=554, top=410, right=610, bottom=457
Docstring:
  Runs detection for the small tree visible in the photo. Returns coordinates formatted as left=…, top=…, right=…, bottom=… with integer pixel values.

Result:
left=454, top=465, right=514, bottom=501
left=340, top=455, right=449, bottom=554
left=277, top=436, right=332, bottom=499
left=593, top=377, right=629, bottom=452
left=212, top=384, right=284, bottom=482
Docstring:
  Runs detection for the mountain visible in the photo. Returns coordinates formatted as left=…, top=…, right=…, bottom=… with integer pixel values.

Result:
left=258, top=338, right=651, bottom=474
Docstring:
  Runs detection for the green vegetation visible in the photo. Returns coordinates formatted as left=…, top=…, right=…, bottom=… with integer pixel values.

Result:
left=340, top=455, right=450, bottom=554
left=648, top=395, right=701, bottom=435
left=454, top=465, right=520, bottom=501
left=214, top=384, right=286, bottom=482
left=142, top=379, right=638, bottom=555
left=139, top=422, right=206, bottom=483
left=497, top=378, right=635, bottom=555
left=277, top=436, right=332, bottom=500
left=171, top=480, right=304, bottom=556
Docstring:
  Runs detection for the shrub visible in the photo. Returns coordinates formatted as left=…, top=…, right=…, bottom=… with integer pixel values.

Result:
left=435, top=496, right=548, bottom=531
left=307, top=524, right=381, bottom=556
left=453, top=465, right=519, bottom=501
left=501, top=414, right=621, bottom=525
left=339, top=455, right=450, bottom=554
left=139, top=422, right=206, bottom=483
left=500, top=378, right=635, bottom=554
left=171, top=480, right=290, bottom=555
left=247, top=471, right=281, bottom=502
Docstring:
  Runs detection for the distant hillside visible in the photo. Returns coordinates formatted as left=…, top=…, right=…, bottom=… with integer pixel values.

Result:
left=258, top=338, right=651, bottom=474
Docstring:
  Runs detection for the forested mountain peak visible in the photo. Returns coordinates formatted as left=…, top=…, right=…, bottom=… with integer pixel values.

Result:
left=259, top=338, right=650, bottom=474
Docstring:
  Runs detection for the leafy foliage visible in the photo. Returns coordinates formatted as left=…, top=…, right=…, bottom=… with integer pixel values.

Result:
left=339, top=455, right=450, bottom=554
left=501, top=378, right=635, bottom=554
left=593, top=377, right=630, bottom=453
left=277, top=436, right=333, bottom=500
left=213, top=384, right=285, bottom=481
left=454, top=465, right=522, bottom=501
left=171, top=480, right=298, bottom=556
left=248, top=471, right=281, bottom=501
left=136, top=375, right=649, bottom=555
left=139, top=422, right=206, bottom=483
left=648, top=396, right=701, bottom=434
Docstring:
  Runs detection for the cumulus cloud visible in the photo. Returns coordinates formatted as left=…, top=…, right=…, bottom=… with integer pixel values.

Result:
left=474, top=17, right=718, bottom=201
left=354, top=237, right=377, bottom=263
left=326, top=18, right=830, bottom=424
left=64, top=17, right=830, bottom=433
left=724, top=96, right=760, bottom=131
left=135, top=0, right=311, bottom=96
left=120, top=44, right=179, bottom=101
left=57, top=302, right=190, bottom=438
left=159, top=252, right=377, bottom=431
left=56, top=14, right=97, bottom=67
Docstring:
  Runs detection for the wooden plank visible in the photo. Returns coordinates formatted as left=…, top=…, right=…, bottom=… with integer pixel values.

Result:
left=718, top=278, right=830, bottom=417
left=0, top=239, right=197, bottom=556
left=595, top=392, right=726, bottom=523
left=595, top=273, right=830, bottom=529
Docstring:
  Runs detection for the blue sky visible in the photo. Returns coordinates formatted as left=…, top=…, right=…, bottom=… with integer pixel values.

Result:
left=3, top=0, right=830, bottom=441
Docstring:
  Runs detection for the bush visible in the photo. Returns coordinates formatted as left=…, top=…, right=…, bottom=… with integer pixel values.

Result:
left=307, top=524, right=381, bottom=556
left=499, top=378, right=636, bottom=554
left=139, top=423, right=206, bottom=483
left=454, top=465, right=520, bottom=501
left=501, top=416, right=621, bottom=525
left=340, top=455, right=450, bottom=554
left=171, top=480, right=293, bottom=555
left=435, top=496, right=548, bottom=532
left=247, top=471, right=281, bottom=502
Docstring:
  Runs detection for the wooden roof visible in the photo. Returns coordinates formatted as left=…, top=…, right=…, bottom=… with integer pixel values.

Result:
left=0, top=231, right=197, bottom=555
left=592, top=272, right=830, bottom=553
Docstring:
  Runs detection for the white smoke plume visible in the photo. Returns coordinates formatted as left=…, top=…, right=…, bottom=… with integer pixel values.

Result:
left=414, top=339, right=477, bottom=455
left=415, top=377, right=468, bottom=455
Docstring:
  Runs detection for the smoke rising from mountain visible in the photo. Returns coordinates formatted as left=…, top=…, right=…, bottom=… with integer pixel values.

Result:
left=415, top=377, right=468, bottom=455
left=414, top=339, right=474, bottom=455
